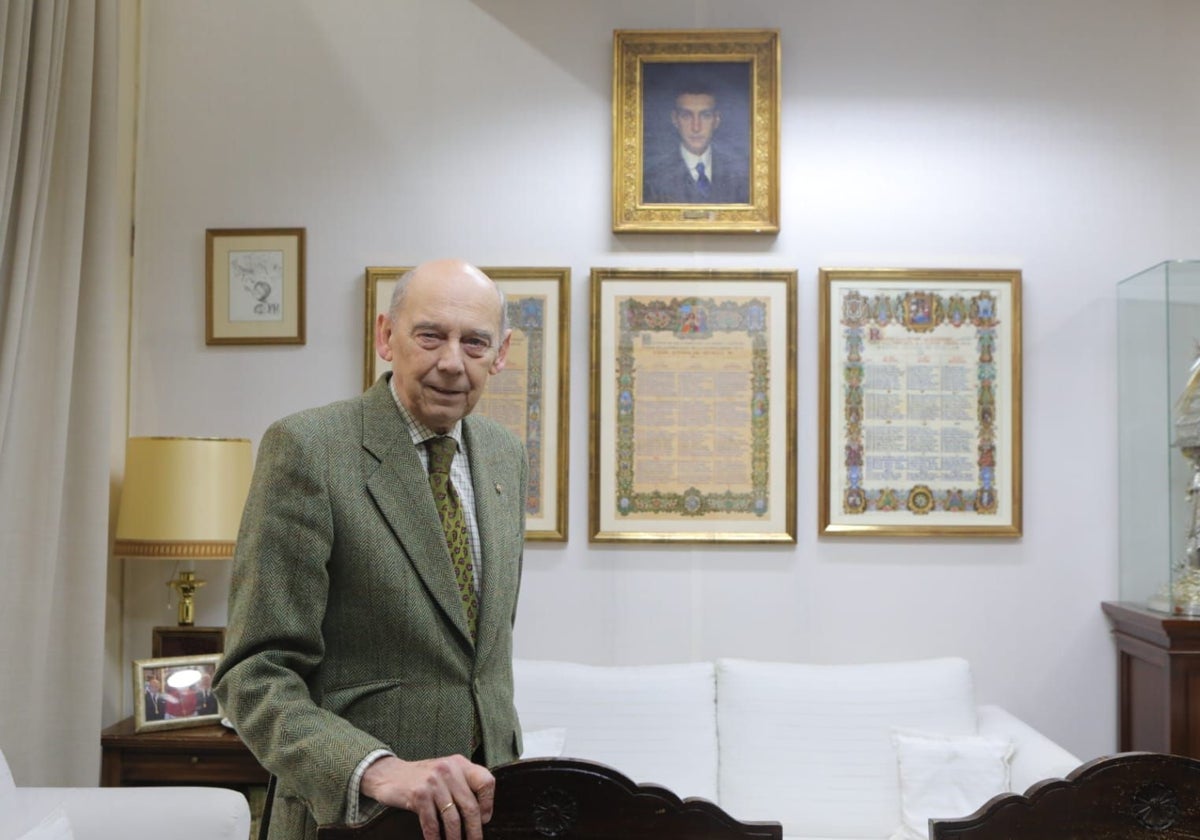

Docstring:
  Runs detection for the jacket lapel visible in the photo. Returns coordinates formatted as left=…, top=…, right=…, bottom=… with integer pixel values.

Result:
left=463, top=416, right=521, bottom=659
left=361, top=377, right=473, bottom=645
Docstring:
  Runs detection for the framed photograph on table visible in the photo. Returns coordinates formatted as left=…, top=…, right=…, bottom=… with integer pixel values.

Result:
left=818, top=268, right=1023, bottom=537
left=590, top=267, right=796, bottom=543
left=206, top=228, right=305, bottom=345
left=133, top=654, right=223, bottom=733
left=365, top=266, right=571, bottom=541
left=612, top=29, right=780, bottom=234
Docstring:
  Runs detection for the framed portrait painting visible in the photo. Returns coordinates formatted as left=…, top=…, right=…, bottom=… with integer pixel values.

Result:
left=206, top=228, right=305, bottom=345
left=365, top=266, right=571, bottom=541
left=133, top=653, right=223, bottom=733
left=590, top=268, right=796, bottom=543
left=818, top=268, right=1023, bottom=537
left=612, top=29, right=780, bottom=234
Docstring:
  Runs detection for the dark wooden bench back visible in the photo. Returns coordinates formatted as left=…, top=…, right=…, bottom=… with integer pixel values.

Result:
left=318, top=757, right=782, bottom=840
left=930, top=752, right=1200, bottom=840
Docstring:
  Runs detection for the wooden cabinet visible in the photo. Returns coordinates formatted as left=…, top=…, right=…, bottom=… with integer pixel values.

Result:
left=100, top=716, right=269, bottom=787
left=1102, top=601, right=1200, bottom=757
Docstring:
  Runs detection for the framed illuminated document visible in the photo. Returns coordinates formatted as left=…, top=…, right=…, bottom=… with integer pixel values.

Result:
left=818, top=268, right=1022, bottom=537
left=590, top=268, right=796, bottom=543
left=365, top=266, right=570, bottom=541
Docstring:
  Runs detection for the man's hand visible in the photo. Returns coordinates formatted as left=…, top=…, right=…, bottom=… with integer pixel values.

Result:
left=361, top=754, right=495, bottom=840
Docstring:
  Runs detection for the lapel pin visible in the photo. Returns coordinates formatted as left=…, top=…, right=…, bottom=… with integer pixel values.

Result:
left=495, top=483, right=503, bottom=493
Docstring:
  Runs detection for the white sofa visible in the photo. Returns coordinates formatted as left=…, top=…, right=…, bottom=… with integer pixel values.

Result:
left=513, top=657, right=1081, bottom=840
left=0, top=746, right=250, bottom=840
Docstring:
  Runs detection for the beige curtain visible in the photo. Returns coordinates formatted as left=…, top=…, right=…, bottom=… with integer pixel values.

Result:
left=0, top=0, right=120, bottom=785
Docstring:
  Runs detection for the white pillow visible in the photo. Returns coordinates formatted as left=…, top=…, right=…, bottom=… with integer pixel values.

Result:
left=891, top=729, right=1014, bottom=840
left=14, top=807, right=73, bottom=840
left=519, top=727, right=567, bottom=759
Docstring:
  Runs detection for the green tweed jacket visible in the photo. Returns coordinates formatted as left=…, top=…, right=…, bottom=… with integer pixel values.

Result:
left=214, top=376, right=528, bottom=839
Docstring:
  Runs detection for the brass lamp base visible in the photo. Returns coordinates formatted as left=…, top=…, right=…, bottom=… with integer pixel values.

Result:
left=168, top=570, right=207, bottom=626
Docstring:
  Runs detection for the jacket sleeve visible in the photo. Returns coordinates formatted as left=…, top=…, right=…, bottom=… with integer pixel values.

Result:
left=214, top=416, right=385, bottom=826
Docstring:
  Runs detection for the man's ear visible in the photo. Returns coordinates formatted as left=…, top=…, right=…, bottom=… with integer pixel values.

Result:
left=490, top=330, right=513, bottom=375
left=374, top=312, right=393, bottom=361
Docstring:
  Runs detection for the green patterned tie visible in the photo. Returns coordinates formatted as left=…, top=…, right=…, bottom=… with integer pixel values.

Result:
left=426, top=436, right=478, bottom=640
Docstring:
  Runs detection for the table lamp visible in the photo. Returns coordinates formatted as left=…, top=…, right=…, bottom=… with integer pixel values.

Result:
left=114, top=436, right=253, bottom=627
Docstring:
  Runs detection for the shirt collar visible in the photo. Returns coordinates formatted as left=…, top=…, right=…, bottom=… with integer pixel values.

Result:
left=386, top=374, right=463, bottom=449
left=679, top=144, right=713, bottom=175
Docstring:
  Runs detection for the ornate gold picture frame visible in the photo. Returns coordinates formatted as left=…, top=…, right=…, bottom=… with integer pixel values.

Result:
left=818, top=268, right=1023, bottom=537
left=365, top=266, right=571, bottom=541
left=590, top=268, right=796, bottom=543
left=612, top=29, right=780, bottom=234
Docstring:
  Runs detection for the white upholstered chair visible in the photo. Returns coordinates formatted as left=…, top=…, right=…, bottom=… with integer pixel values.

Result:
left=0, top=745, right=250, bottom=840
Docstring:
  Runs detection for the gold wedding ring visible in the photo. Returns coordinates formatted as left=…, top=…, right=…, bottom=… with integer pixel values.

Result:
left=439, top=801, right=455, bottom=814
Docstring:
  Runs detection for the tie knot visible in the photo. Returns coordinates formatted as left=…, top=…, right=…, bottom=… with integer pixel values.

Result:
left=426, top=436, right=456, bottom=475
left=696, top=162, right=706, bottom=176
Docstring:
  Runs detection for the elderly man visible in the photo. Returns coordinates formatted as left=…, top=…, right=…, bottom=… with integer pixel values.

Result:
left=215, top=259, right=528, bottom=840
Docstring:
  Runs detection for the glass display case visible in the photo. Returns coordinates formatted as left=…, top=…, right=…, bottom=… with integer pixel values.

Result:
left=1118, top=260, right=1200, bottom=613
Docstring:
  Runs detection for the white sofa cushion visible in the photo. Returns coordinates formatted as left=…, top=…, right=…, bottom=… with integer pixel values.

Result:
left=890, top=729, right=1013, bottom=840
left=513, top=659, right=719, bottom=802
left=717, top=657, right=978, bottom=838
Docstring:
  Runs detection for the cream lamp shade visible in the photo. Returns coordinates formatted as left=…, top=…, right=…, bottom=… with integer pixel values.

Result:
left=115, top=436, right=253, bottom=626
left=115, top=436, right=252, bottom=558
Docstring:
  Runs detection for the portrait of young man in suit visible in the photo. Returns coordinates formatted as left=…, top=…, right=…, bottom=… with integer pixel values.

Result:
left=215, top=259, right=528, bottom=840
left=641, top=64, right=752, bottom=205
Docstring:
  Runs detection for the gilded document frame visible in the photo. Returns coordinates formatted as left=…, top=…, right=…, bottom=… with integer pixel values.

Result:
left=365, top=267, right=571, bottom=541
left=612, top=29, right=780, bottom=234
left=132, top=653, right=223, bottom=733
left=590, top=268, right=796, bottom=543
left=818, top=268, right=1023, bottom=537
left=206, top=228, right=306, bottom=345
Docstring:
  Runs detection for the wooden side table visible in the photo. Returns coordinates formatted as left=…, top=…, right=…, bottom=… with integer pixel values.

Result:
left=1102, top=601, right=1200, bottom=757
left=100, top=716, right=269, bottom=787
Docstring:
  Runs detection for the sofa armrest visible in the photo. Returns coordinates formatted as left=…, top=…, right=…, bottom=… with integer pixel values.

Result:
left=976, top=704, right=1081, bottom=793
left=14, top=786, right=250, bottom=840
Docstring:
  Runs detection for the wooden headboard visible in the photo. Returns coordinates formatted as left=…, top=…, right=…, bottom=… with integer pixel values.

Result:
left=930, top=752, right=1200, bottom=840
left=317, top=757, right=782, bottom=840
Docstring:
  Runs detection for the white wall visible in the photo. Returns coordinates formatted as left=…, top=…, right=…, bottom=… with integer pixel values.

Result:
left=117, top=0, right=1200, bottom=762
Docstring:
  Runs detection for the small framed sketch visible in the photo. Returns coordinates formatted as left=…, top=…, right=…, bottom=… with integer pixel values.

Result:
left=590, top=267, right=796, bottom=543
left=365, top=266, right=571, bottom=541
left=612, top=29, right=780, bottom=234
left=206, top=228, right=305, bottom=345
left=818, top=268, right=1023, bottom=537
left=133, top=653, right=223, bottom=733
